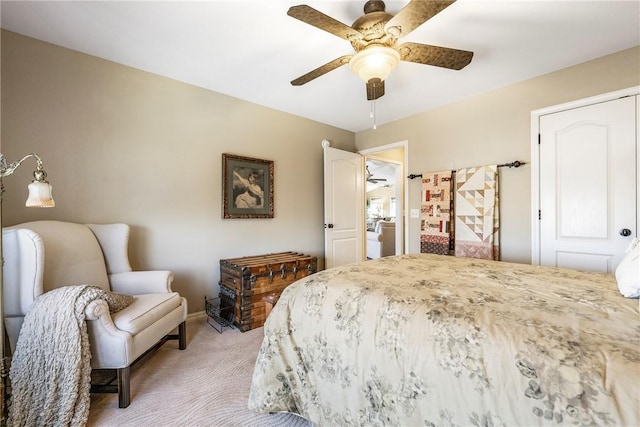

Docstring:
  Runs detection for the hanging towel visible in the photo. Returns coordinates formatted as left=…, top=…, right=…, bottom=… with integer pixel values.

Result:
left=420, top=171, right=454, bottom=255
left=454, top=165, right=500, bottom=260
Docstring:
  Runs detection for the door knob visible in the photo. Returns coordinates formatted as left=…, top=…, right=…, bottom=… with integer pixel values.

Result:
left=324, top=223, right=334, bottom=229
left=619, top=228, right=632, bottom=237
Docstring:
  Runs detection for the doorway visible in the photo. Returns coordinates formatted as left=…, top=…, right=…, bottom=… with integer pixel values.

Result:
left=360, top=141, right=409, bottom=258
left=365, top=158, right=401, bottom=259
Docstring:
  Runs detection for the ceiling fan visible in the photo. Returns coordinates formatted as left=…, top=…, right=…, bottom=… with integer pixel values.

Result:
left=366, top=166, right=388, bottom=183
left=288, top=0, right=474, bottom=101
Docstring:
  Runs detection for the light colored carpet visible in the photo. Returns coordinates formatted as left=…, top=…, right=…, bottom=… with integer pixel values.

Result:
left=87, top=314, right=313, bottom=427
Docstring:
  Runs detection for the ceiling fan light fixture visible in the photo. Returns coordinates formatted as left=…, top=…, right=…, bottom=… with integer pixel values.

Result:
left=349, top=45, right=400, bottom=83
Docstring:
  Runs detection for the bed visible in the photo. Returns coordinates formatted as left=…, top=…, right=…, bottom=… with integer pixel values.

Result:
left=248, top=253, right=639, bottom=426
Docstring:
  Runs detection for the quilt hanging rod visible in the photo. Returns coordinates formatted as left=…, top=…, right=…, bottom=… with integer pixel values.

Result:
left=407, top=160, right=526, bottom=180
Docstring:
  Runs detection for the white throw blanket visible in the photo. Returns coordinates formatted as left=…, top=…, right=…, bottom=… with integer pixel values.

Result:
left=8, top=285, right=133, bottom=427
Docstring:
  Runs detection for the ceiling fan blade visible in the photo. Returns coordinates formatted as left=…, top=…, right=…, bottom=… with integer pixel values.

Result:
left=385, top=0, right=455, bottom=38
left=398, top=42, right=473, bottom=70
left=366, top=165, right=387, bottom=182
left=288, top=5, right=363, bottom=41
left=291, top=55, right=352, bottom=86
left=366, top=78, right=385, bottom=100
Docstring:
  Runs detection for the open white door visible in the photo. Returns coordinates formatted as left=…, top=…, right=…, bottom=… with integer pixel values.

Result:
left=323, top=141, right=364, bottom=269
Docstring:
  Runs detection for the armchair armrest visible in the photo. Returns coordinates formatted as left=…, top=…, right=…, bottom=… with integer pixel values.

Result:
left=109, top=270, right=174, bottom=295
left=85, top=298, right=111, bottom=321
left=84, top=298, right=133, bottom=367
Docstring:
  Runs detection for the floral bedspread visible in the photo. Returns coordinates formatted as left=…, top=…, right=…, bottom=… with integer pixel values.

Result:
left=248, top=254, right=639, bottom=426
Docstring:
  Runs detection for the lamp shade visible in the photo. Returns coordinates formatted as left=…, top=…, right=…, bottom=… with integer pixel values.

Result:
left=26, top=181, right=55, bottom=207
left=349, top=46, right=400, bottom=83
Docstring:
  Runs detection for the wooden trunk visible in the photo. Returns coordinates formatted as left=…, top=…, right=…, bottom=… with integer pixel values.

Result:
left=219, top=251, right=317, bottom=332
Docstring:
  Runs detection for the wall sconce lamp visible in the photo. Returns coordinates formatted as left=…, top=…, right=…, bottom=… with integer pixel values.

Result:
left=0, top=152, right=55, bottom=422
left=1, top=153, right=55, bottom=207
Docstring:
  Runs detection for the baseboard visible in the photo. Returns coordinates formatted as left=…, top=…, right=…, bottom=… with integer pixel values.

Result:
left=188, top=311, right=206, bottom=320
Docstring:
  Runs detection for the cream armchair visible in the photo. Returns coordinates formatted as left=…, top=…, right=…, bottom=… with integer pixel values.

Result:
left=366, top=220, right=396, bottom=259
left=2, top=220, right=187, bottom=408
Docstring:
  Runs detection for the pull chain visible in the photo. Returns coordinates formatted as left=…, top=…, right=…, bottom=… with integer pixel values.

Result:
left=370, top=79, right=378, bottom=130
left=370, top=99, right=377, bottom=130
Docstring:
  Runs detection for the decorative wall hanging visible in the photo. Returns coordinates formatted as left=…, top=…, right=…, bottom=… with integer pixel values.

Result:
left=454, top=165, right=500, bottom=260
left=420, top=171, right=454, bottom=255
left=222, top=153, right=274, bottom=219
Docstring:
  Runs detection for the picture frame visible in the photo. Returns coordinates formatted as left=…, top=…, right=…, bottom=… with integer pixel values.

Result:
left=222, top=153, right=274, bottom=219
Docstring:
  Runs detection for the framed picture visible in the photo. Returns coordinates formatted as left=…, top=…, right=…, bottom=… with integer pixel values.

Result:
left=222, top=153, right=274, bottom=219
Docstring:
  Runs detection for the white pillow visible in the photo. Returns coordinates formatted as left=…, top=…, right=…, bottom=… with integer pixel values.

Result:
left=615, top=238, right=640, bottom=298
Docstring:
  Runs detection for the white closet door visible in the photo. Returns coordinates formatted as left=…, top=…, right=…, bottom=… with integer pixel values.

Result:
left=539, top=96, right=636, bottom=273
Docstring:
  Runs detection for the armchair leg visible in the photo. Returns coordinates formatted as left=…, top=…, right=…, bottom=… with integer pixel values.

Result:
left=117, top=366, right=131, bottom=408
left=178, top=321, right=187, bottom=350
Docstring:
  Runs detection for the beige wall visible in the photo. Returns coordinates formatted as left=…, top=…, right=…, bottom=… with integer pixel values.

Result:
left=0, top=30, right=356, bottom=312
left=3, top=29, right=639, bottom=312
left=356, top=46, right=640, bottom=264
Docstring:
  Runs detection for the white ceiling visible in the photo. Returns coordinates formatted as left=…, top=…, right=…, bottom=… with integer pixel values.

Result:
left=1, top=1, right=639, bottom=132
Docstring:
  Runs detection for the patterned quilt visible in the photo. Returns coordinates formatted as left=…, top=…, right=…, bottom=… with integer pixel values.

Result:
left=248, top=254, right=639, bottom=426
